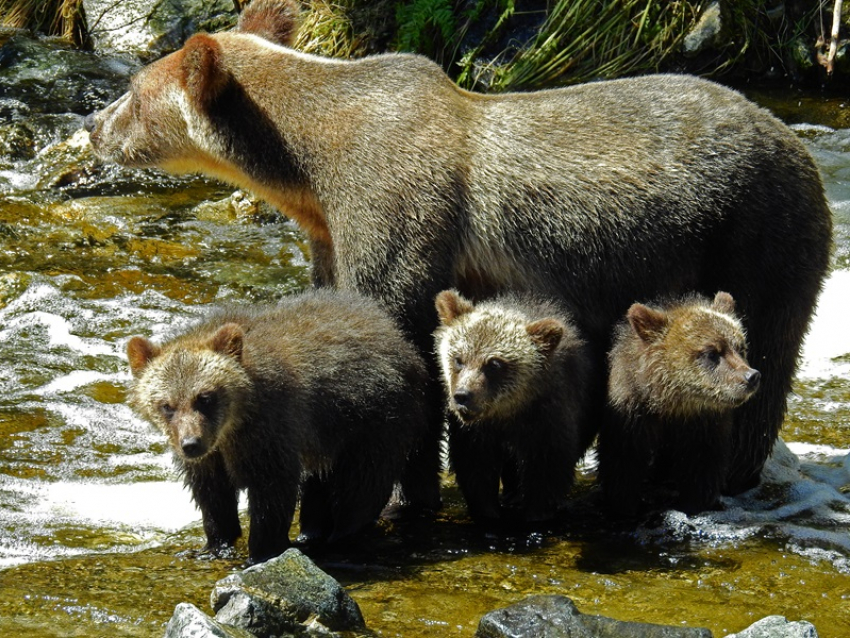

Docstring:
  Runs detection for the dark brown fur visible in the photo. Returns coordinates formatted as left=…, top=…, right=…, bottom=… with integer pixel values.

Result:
left=87, top=0, right=832, bottom=496
left=598, top=292, right=761, bottom=516
left=127, top=289, right=433, bottom=562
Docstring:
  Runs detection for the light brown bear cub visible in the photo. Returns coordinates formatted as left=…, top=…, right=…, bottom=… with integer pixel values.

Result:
left=127, top=290, right=432, bottom=563
left=597, top=292, right=761, bottom=517
left=435, top=290, right=594, bottom=524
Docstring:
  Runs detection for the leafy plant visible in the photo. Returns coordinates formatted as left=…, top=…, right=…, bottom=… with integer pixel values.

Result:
left=395, top=0, right=457, bottom=62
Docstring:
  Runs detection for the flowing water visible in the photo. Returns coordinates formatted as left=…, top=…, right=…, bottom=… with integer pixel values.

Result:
left=0, top=37, right=849, bottom=637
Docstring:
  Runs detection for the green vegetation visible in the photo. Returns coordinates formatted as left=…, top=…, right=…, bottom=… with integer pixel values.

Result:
left=0, top=0, right=87, bottom=46
left=456, top=0, right=698, bottom=91
left=295, top=0, right=840, bottom=90
left=0, top=0, right=841, bottom=88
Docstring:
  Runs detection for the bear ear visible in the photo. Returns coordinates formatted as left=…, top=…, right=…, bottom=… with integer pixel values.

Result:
left=526, top=318, right=564, bottom=357
left=211, top=323, right=245, bottom=360
left=435, top=289, right=474, bottom=325
left=127, top=336, right=161, bottom=377
left=712, top=291, right=736, bottom=314
left=181, top=34, right=231, bottom=110
left=237, top=0, right=301, bottom=47
left=627, top=303, right=668, bottom=343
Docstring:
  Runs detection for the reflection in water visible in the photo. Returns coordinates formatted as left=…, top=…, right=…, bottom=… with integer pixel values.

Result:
left=0, top=112, right=848, bottom=635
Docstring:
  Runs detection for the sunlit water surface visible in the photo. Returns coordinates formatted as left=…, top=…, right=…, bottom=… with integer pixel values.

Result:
left=0, top=90, right=848, bottom=636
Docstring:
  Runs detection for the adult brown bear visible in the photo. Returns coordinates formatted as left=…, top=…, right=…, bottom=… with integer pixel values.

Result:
left=85, top=0, right=832, bottom=495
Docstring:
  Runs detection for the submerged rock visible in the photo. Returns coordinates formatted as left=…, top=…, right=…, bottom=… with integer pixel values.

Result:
left=475, top=595, right=712, bottom=638
left=0, top=31, right=135, bottom=115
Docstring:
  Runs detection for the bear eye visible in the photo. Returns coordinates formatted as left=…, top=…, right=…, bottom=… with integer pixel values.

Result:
left=452, top=356, right=464, bottom=371
left=159, top=403, right=175, bottom=420
left=194, top=392, right=219, bottom=419
left=484, top=357, right=508, bottom=377
left=700, top=348, right=722, bottom=367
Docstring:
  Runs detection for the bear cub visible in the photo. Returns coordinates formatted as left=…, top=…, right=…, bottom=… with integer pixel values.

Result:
left=597, top=291, right=761, bottom=517
left=434, top=290, right=594, bottom=524
left=127, top=289, right=433, bottom=563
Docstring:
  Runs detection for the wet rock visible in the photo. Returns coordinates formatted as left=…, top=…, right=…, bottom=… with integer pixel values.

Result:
left=475, top=595, right=712, bottom=638
left=727, top=615, right=818, bottom=638
left=165, top=602, right=255, bottom=638
left=211, top=548, right=367, bottom=635
left=0, top=121, right=35, bottom=162
left=0, top=32, right=135, bottom=114
left=683, top=2, right=722, bottom=57
left=84, top=0, right=239, bottom=59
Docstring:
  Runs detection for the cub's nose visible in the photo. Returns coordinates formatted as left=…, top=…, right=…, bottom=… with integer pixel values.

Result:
left=453, top=389, right=472, bottom=408
left=745, top=369, right=761, bottom=392
left=83, top=112, right=97, bottom=133
left=181, top=436, right=206, bottom=458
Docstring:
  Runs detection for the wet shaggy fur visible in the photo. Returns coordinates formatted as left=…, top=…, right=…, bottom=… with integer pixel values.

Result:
left=435, top=290, right=594, bottom=523
left=87, top=0, right=832, bottom=496
left=598, top=292, right=761, bottom=516
left=127, top=290, right=433, bottom=563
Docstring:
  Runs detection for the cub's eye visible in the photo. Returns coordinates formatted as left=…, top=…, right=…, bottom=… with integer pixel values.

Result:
left=159, top=403, right=175, bottom=420
left=484, top=357, right=508, bottom=376
left=195, top=392, right=219, bottom=418
left=452, top=356, right=464, bottom=371
left=700, top=348, right=722, bottom=367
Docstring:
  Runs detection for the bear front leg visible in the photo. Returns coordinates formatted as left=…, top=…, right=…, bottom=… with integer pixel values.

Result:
left=182, top=452, right=241, bottom=555
left=671, top=417, right=731, bottom=514
left=398, top=378, right=445, bottom=513
left=448, top=416, right=502, bottom=523
left=512, top=436, right=575, bottom=523
left=597, top=411, right=654, bottom=519
left=245, top=481, right=296, bottom=564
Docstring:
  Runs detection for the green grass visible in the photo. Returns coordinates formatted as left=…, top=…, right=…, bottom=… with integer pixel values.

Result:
left=0, top=0, right=87, bottom=46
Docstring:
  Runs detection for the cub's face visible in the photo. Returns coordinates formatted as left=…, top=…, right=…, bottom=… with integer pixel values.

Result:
left=666, top=311, right=760, bottom=412
left=436, top=307, right=554, bottom=424
left=628, top=298, right=761, bottom=416
left=126, top=325, right=250, bottom=462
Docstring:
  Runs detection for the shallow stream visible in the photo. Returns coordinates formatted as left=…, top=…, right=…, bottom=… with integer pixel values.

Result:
left=0, top=37, right=848, bottom=636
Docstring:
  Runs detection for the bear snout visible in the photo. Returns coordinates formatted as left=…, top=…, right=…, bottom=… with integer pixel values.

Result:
left=451, top=388, right=478, bottom=419
left=83, top=112, right=97, bottom=133
left=180, top=435, right=207, bottom=459
left=745, top=368, right=761, bottom=393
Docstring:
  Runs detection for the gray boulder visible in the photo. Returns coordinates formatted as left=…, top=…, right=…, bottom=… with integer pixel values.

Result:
left=476, top=595, right=712, bottom=638
left=83, top=0, right=239, bottom=59
left=683, top=1, right=722, bottom=56
left=727, top=615, right=818, bottom=638
left=165, top=603, right=255, bottom=638
left=211, top=548, right=367, bottom=636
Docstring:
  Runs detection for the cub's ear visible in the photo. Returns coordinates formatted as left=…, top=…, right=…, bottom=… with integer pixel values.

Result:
left=127, top=337, right=161, bottom=377
left=181, top=34, right=231, bottom=110
left=211, top=323, right=245, bottom=360
left=526, top=318, right=564, bottom=358
left=237, top=0, right=301, bottom=47
left=435, top=289, right=474, bottom=325
left=712, top=291, right=736, bottom=314
left=626, top=303, right=668, bottom=343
